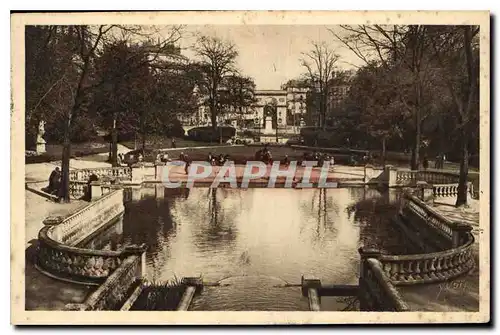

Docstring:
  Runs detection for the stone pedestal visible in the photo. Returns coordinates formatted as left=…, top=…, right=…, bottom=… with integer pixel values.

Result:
left=36, top=140, right=46, bottom=154
left=364, top=165, right=374, bottom=184
left=262, top=116, right=273, bottom=135
left=384, top=165, right=397, bottom=187
left=131, top=165, right=145, bottom=184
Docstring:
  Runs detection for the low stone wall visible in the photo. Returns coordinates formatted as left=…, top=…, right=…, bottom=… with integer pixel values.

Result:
left=37, top=189, right=128, bottom=283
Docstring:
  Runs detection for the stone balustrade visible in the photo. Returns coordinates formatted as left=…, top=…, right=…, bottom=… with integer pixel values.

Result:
left=362, top=194, right=476, bottom=287
left=405, top=195, right=455, bottom=241
left=50, top=189, right=125, bottom=246
left=395, top=170, right=418, bottom=186
left=359, top=252, right=410, bottom=311
left=417, top=170, right=460, bottom=184
left=69, top=181, right=87, bottom=199
left=433, top=182, right=473, bottom=198
left=66, top=249, right=147, bottom=311
left=37, top=189, right=127, bottom=283
left=392, top=169, right=460, bottom=187
left=376, top=236, right=475, bottom=285
left=69, top=167, right=132, bottom=182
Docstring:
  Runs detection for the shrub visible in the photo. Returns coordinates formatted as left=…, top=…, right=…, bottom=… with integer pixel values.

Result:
left=131, top=277, right=185, bottom=311
left=186, top=126, right=236, bottom=142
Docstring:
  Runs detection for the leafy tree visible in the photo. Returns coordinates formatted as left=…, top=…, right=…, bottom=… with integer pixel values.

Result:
left=428, top=25, right=480, bottom=206
left=332, top=25, right=435, bottom=170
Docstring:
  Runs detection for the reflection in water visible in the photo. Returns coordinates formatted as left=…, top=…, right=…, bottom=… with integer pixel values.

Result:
left=86, top=186, right=404, bottom=310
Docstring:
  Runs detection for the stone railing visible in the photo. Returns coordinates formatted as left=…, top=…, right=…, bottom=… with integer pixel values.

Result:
left=37, top=189, right=128, bottom=283
left=376, top=235, right=475, bottom=286
left=417, top=170, right=459, bottom=185
left=65, top=247, right=147, bottom=311
left=405, top=194, right=455, bottom=241
left=433, top=182, right=473, bottom=199
left=363, top=194, right=475, bottom=286
left=358, top=252, right=410, bottom=311
left=69, top=180, right=87, bottom=200
left=49, top=189, right=124, bottom=246
left=69, top=167, right=132, bottom=182
left=392, top=168, right=460, bottom=187
left=395, top=169, right=418, bottom=186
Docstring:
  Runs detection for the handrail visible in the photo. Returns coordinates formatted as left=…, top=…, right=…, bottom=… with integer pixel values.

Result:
left=37, top=189, right=130, bottom=283
left=404, top=193, right=454, bottom=239
left=360, top=258, right=410, bottom=311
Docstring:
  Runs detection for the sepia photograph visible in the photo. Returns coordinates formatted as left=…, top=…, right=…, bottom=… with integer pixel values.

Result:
left=11, top=10, right=490, bottom=324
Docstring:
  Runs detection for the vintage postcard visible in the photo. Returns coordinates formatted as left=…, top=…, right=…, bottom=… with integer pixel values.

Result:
left=11, top=11, right=490, bottom=325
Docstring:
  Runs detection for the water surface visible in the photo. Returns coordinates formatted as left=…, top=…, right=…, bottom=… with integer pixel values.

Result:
left=85, top=186, right=404, bottom=310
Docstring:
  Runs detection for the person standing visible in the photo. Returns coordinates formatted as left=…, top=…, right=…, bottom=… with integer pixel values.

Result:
left=171, top=137, right=176, bottom=149
left=183, top=154, right=191, bottom=174
left=441, top=153, right=446, bottom=169
left=423, top=155, right=429, bottom=170
left=434, top=154, right=440, bottom=169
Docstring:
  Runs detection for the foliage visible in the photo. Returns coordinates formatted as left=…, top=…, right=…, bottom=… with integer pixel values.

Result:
left=131, top=278, right=185, bottom=311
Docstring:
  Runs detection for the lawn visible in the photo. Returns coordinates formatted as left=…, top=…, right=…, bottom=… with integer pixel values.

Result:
left=26, top=141, right=110, bottom=164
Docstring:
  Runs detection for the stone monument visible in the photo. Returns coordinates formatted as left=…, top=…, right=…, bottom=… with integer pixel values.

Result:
left=262, top=105, right=275, bottom=135
left=36, top=120, right=46, bottom=154
left=263, top=116, right=273, bottom=134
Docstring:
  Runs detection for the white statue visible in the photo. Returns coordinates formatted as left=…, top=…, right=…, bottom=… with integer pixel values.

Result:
left=37, top=120, right=46, bottom=141
left=36, top=120, right=46, bottom=154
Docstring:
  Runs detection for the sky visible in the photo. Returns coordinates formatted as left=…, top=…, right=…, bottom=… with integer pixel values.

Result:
left=162, top=25, right=364, bottom=90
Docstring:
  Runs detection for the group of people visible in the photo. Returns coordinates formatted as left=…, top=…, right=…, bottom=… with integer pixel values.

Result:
left=207, top=152, right=231, bottom=166
left=155, top=152, right=171, bottom=164
left=301, top=151, right=335, bottom=167
left=422, top=153, right=447, bottom=170
left=434, top=153, right=446, bottom=169
left=255, top=145, right=273, bottom=164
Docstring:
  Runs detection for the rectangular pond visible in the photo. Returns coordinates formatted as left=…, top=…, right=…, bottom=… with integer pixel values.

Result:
left=82, top=186, right=407, bottom=311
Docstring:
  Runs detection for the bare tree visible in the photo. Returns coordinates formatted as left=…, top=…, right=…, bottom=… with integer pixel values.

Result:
left=300, top=42, right=340, bottom=130
left=194, top=36, right=238, bottom=137
left=331, top=25, right=431, bottom=170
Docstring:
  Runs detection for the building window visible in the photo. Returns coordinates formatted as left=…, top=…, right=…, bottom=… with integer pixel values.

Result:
left=279, top=98, right=285, bottom=102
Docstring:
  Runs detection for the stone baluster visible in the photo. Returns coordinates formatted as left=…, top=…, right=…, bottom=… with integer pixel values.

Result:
left=451, top=221, right=473, bottom=248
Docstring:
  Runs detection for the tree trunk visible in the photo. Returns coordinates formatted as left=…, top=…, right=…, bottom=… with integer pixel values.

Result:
left=210, top=102, right=217, bottom=131
left=456, top=125, right=469, bottom=207
left=411, top=81, right=422, bottom=170
left=382, top=137, right=387, bottom=167
left=142, top=133, right=146, bottom=153
left=110, top=116, right=118, bottom=167
left=59, top=116, right=72, bottom=203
